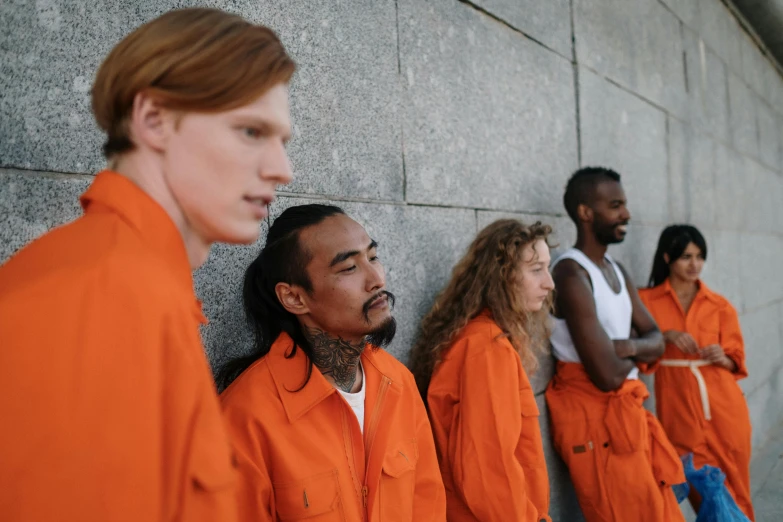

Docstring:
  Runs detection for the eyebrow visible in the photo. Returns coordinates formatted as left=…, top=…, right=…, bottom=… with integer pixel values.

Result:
left=235, top=115, right=292, bottom=143
left=329, top=240, right=378, bottom=268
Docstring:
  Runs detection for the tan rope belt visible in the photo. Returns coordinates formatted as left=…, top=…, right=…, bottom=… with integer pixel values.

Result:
left=659, top=359, right=712, bottom=420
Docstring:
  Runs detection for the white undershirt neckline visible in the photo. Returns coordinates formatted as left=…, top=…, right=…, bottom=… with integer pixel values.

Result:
left=337, top=360, right=366, bottom=433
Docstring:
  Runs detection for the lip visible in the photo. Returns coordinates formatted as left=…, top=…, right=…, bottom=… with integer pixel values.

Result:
left=368, top=294, right=389, bottom=310
left=615, top=224, right=628, bottom=234
left=244, top=195, right=274, bottom=219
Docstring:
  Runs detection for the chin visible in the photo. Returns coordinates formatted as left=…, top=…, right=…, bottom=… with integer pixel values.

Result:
left=219, top=224, right=263, bottom=245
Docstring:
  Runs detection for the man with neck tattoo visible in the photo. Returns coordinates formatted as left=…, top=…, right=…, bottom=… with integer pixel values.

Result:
left=219, top=204, right=446, bottom=522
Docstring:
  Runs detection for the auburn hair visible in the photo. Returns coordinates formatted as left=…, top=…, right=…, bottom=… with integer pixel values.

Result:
left=91, top=7, right=295, bottom=158
left=409, top=219, right=555, bottom=400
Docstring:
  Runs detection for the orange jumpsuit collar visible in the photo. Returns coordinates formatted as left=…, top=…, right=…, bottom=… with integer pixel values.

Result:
left=81, top=170, right=205, bottom=322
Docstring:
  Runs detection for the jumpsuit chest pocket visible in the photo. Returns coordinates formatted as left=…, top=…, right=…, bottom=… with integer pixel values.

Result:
left=274, top=469, right=346, bottom=521
left=379, top=439, right=419, bottom=521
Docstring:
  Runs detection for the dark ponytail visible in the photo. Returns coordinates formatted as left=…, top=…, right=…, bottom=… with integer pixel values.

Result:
left=217, top=204, right=346, bottom=390
left=647, top=224, right=708, bottom=288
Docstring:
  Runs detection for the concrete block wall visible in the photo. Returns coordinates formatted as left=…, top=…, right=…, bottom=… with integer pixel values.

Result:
left=1, top=0, right=782, bottom=519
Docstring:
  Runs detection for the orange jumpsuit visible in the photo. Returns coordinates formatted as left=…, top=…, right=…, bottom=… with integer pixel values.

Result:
left=220, top=332, right=446, bottom=522
left=0, top=171, right=237, bottom=521
left=546, top=362, right=686, bottom=522
left=640, top=280, right=754, bottom=520
left=426, top=311, right=551, bottom=522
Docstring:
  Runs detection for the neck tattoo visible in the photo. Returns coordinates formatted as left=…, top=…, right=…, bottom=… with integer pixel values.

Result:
left=304, top=326, right=364, bottom=393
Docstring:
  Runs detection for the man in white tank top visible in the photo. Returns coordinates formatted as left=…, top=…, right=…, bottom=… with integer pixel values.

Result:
left=545, top=168, right=686, bottom=522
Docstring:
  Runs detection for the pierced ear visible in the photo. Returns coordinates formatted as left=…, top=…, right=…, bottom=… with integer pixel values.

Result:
left=275, top=282, right=310, bottom=316
left=663, top=253, right=670, bottom=264
left=576, top=203, right=593, bottom=222
left=128, top=91, right=173, bottom=153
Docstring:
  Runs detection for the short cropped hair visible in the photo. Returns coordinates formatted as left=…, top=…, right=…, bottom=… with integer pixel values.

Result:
left=563, top=166, right=622, bottom=222
left=91, top=8, right=295, bottom=159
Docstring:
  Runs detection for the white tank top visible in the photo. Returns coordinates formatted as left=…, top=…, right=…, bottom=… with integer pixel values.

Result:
left=550, top=248, right=638, bottom=380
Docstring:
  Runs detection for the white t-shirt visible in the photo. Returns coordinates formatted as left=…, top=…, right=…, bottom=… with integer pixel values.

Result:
left=337, top=361, right=366, bottom=433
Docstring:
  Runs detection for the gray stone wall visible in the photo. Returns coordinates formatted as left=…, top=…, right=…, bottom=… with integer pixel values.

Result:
left=2, top=0, right=782, bottom=519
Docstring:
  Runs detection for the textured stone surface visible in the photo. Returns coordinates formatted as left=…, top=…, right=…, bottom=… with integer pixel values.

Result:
left=0, top=168, right=90, bottom=264
left=0, top=0, right=405, bottom=200
left=750, top=416, right=783, bottom=519
left=254, top=0, right=404, bottom=200
left=740, top=304, right=783, bottom=397
left=740, top=233, right=783, bottom=312
left=712, top=146, right=751, bottom=232
left=667, top=117, right=718, bottom=229
left=696, top=0, right=744, bottom=75
left=779, top=113, right=783, bottom=172
left=756, top=97, right=781, bottom=170
left=399, top=0, right=578, bottom=211
left=740, top=31, right=775, bottom=104
left=660, top=0, right=698, bottom=28
left=573, top=0, right=687, bottom=114
left=728, top=74, right=761, bottom=159
left=579, top=68, right=669, bottom=225
left=468, top=0, right=573, bottom=57
left=745, top=364, right=783, bottom=448
left=255, top=196, right=477, bottom=366
left=682, top=26, right=731, bottom=144
left=744, top=162, right=783, bottom=236
left=703, top=230, right=744, bottom=313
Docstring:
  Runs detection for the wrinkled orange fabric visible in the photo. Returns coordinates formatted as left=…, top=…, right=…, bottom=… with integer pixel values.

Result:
left=427, top=311, right=551, bottom=522
left=220, top=332, right=446, bottom=522
left=0, top=171, right=237, bottom=522
left=546, top=362, right=686, bottom=522
left=640, top=280, right=754, bottom=520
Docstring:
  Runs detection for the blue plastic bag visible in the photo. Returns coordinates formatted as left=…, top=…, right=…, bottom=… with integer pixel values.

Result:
left=681, top=453, right=751, bottom=522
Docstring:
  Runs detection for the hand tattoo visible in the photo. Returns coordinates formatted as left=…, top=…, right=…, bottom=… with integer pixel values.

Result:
left=304, top=326, right=364, bottom=392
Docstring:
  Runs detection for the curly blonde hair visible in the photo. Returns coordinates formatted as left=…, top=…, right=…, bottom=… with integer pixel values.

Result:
left=409, top=219, right=554, bottom=399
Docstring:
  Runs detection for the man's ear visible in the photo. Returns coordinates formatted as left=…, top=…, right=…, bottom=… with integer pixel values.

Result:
left=127, top=91, right=175, bottom=153
left=576, top=202, right=593, bottom=223
left=275, top=282, right=310, bottom=316
left=663, top=253, right=670, bottom=264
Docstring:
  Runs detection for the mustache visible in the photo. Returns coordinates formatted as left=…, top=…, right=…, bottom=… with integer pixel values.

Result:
left=362, top=290, right=396, bottom=322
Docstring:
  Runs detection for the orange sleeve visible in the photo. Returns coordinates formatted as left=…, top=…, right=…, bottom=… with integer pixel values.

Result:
left=450, top=335, right=540, bottom=521
left=719, top=300, right=748, bottom=380
left=221, top=401, right=275, bottom=522
left=406, top=372, right=447, bottom=521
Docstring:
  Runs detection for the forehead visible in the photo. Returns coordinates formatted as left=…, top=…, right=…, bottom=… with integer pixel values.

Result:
left=300, top=214, right=371, bottom=263
left=682, top=242, right=703, bottom=255
left=523, top=238, right=551, bottom=263
left=591, top=179, right=626, bottom=203
left=225, top=83, right=291, bottom=131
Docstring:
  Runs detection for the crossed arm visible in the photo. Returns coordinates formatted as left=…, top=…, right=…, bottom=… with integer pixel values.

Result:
left=553, top=259, right=664, bottom=392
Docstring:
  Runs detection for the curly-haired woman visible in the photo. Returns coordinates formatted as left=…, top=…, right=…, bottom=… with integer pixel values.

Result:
left=409, top=219, right=555, bottom=522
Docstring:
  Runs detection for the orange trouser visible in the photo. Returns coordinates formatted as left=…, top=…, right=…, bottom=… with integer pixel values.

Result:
left=546, top=362, right=686, bottom=522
